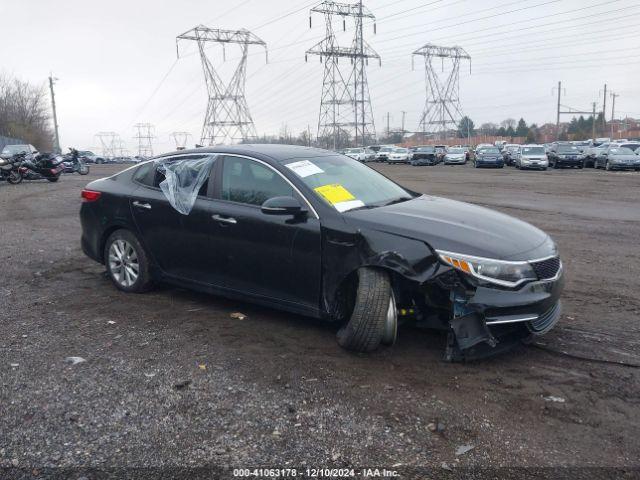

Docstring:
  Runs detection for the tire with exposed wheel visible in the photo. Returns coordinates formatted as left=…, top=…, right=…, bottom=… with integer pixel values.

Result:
left=7, top=170, right=22, bottom=184
left=337, top=267, right=393, bottom=352
left=104, top=229, right=154, bottom=293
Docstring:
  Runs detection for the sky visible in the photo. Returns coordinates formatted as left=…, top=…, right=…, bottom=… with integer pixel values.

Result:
left=1, top=0, right=639, bottom=154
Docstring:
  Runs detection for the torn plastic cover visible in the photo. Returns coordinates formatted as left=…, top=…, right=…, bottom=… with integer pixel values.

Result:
left=156, top=155, right=217, bottom=215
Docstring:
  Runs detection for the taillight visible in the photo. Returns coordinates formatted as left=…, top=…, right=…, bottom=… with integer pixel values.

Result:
left=81, top=189, right=101, bottom=202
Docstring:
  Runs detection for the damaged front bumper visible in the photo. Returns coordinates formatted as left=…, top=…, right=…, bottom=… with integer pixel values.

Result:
left=444, top=270, right=564, bottom=361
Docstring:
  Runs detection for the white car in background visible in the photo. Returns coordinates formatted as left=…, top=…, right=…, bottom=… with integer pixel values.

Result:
left=387, top=147, right=411, bottom=164
left=375, top=145, right=396, bottom=162
left=515, top=145, right=548, bottom=170
left=343, top=147, right=368, bottom=162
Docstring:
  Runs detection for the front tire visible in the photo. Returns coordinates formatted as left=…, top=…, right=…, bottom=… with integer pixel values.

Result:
left=7, top=171, right=22, bottom=184
left=104, top=229, right=154, bottom=293
left=337, top=268, right=393, bottom=353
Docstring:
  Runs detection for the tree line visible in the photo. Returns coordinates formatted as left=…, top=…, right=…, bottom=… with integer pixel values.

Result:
left=0, top=73, right=54, bottom=150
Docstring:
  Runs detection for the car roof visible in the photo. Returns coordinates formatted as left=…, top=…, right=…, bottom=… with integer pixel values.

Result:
left=154, top=144, right=336, bottom=163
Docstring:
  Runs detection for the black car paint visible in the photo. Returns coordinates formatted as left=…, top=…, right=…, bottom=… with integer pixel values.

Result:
left=81, top=145, right=563, bottom=360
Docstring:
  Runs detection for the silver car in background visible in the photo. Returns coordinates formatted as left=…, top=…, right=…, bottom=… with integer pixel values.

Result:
left=515, top=145, right=548, bottom=170
left=443, top=147, right=467, bottom=165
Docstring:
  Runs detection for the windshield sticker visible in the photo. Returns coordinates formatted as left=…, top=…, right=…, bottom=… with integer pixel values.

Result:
left=334, top=199, right=365, bottom=212
left=285, top=160, right=324, bottom=178
left=314, top=183, right=356, bottom=204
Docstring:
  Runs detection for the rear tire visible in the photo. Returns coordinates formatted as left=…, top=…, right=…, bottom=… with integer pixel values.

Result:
left=337, top=268, right=392, bottom=353
left=104, top=229, right=154, bottom=293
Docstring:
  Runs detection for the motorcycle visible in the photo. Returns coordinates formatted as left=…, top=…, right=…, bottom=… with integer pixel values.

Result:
left=18, top=152, right=64, bottom=182
left=0, top=153, right=24, bottom=184
left=61, top=148, right=90, bottom=175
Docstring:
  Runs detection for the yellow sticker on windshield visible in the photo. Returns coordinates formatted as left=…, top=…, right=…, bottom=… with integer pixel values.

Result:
left=314, top=184, right=356, bottom=205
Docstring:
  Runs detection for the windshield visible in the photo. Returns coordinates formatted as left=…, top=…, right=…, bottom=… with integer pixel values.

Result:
left=448, top=148, right=464, bottom=154
left=284, top=156, right=411, bottom=212
left=394, top=148, right=407, bottom=153
left=415, top=147, right=435, bottom=152
left=621, top=144, right=640, bottom=151
left=557, top=146, right=579, bottom=153
left=480, top=148, right=501, bottom=154
left=610, top=147, right=635, bottom=155
left=522, top=147, right=545, bottom=155
left=380, top=147, right=393, bottom=152
left=1, top=145, right=30, bottom=155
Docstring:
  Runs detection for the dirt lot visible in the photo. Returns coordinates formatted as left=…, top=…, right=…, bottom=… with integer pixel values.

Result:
left=1, top=163, right=639, bottom=477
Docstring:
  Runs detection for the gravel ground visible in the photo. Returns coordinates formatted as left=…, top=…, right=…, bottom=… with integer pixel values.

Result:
left=1, top=163, right=638, bottom=479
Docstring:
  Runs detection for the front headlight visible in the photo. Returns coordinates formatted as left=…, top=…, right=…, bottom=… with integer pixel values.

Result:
left=436, top=250, right=537, bottom=288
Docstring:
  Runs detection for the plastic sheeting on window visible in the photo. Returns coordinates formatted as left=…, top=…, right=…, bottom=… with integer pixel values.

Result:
left=156, top=155, right=217, bottom=215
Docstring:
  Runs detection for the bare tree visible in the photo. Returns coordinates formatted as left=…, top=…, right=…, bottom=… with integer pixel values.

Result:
left=0, top=73, right=54, bottom=150
left=500, top=118, right=516, bottom=130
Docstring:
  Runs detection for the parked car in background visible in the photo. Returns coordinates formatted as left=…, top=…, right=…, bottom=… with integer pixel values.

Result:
left=474, top=147, right=505, bottom=168
left=547, top=144, right=585, bottom=169
left=1, top=144, right=38, bottom=158
left=410, top=146, right=438, bottom=166
left=594, top=145, right=640, bottom=171
left=78, top=151, right=106, bottom=164
left=375, top=146, right=395, bottom=162
left=515, top=145, right=548, bottom=170
left=344, top=147, right=368, bottom=162
left=443, top=147, right=467, bottom=165
left=502, top=144, right=521, bottom=166
left=434, top=145, right=447, bottom=162
left=619, top=142, right=640, bottom=153
left=387, top=147, right=411, bottom=164
left=583, top=142, right=612, bottom=167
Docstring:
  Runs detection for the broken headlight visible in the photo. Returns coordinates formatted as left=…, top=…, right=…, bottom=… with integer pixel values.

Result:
left=436, top=250, right=537, bottom=288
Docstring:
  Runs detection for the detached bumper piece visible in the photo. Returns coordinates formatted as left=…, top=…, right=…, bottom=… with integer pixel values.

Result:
left=444, top=270, right=563, bottom=361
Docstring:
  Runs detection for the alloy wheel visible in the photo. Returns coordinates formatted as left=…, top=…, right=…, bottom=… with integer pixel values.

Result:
left=108, top=239, right=139, bottom=288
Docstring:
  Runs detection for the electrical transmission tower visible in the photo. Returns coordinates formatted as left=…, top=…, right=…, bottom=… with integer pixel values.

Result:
left=95, top=132, right=120, bottom=159
left=412, top=44, right=471, bottom=141
left=176, top=26, right=267, bottom=146
left=133, top=123, right=155, bottom=158
left=306, top=0, right=380, bottom=149
left=171, top=131, right=192, bottom=150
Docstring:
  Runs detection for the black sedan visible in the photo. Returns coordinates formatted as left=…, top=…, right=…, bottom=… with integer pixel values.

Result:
left=594, top=146, right=640, bottom=171
left=409, top=146, right=438, bottom=166
left=547, top=144, right=585, bottom=169
left=80, top=145, right=564, bottom=361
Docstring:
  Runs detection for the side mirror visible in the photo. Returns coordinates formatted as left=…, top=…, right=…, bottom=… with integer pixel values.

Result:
left=261, top=196, right=306, bottom=216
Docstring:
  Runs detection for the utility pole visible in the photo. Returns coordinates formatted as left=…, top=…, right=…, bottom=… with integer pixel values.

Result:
left=412, top=44, right=470, bottom=142
left=133, top=123, right=155, bottom=158
left=401, top=110, right=406, bottom=135
left=591, top=102, right=596, bottom=144
left=306, top=1, right=379, bottom=149
left=601, top=83, right=607, bottom=136
left=610, top=92, right=619, bottom=139
left=386, top=112, right=390, bottom=138
left=49, top=74, right=61, bottom=153
left=555, top=81, right=562, bottom=141
left=176, top=26, right=267, bottom=145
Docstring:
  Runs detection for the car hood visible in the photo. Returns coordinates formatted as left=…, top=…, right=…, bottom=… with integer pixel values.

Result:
left=344, top=195, right=554, bottom=261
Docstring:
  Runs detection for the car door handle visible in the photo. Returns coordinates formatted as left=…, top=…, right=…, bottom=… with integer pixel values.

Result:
left=211, top=214, right=237, bottom=225
left=133, top=201, right=152, bottom=210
